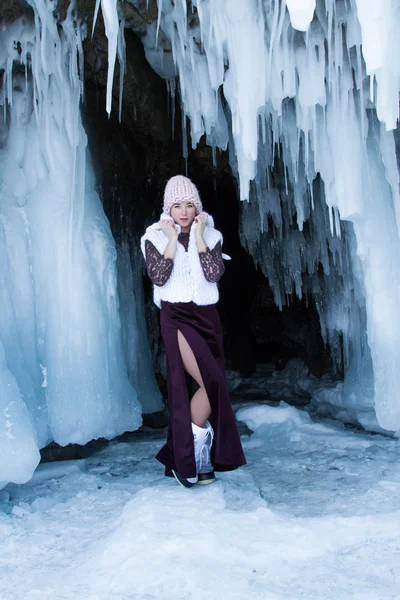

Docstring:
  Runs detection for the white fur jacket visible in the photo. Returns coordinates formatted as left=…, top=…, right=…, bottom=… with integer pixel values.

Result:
left=140, top=213, right=230, bottom=308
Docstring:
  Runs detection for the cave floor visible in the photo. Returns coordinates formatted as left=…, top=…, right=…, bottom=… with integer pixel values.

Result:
left=1, top=402, right=400, bottom=600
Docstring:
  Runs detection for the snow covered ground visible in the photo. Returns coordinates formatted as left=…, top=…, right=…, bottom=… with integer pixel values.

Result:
left=1, top=401, right=399, bottom=600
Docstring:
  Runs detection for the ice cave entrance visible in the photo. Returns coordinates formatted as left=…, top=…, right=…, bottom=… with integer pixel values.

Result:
left=1, top=0, right=400, bottom=490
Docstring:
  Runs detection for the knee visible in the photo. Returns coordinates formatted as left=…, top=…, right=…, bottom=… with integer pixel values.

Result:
left=198, top=384, right=209, bottom=399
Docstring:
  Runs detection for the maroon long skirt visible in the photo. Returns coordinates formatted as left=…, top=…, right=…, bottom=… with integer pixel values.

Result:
left=157, top=300, right=246, bottom=479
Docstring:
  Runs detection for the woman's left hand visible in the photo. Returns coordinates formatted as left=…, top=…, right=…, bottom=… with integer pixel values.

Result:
left=195, top=212, right=208, bottom=236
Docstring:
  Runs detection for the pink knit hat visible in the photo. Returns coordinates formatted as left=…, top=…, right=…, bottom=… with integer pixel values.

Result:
left=163, top=175, right=203, bottom=215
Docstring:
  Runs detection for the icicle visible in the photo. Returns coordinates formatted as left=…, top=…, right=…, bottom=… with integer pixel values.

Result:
left=117, top=18, right=126, bottom=123
left=267, top=0, right=280, bottom=82
left=6, top=57, right=13, bottom=107
left=182, top=109, right=188, bottom=162
left=166, top=78, right=176, bottom=138
left=2, top=71, right=7, bottom=121
left=99, top=0, right=119, bottom=116
left=92, top=0, right=101, bottom=38
left=156, top=0, right=163, bottom=47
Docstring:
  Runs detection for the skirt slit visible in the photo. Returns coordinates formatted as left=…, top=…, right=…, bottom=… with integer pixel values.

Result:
left=157, top=301, right=246, bottom=478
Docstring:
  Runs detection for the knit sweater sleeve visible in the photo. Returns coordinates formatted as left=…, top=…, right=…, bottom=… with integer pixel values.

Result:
left=145, top=239, right=173, bottom=286
left=198, top=241, right=225, bottom=283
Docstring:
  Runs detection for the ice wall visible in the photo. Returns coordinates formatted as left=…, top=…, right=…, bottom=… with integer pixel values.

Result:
left=117, top=238, right=164, bottom=414
left=134, top=0, right=400, bottom=433
left=0, top=1, right=143, bottom=487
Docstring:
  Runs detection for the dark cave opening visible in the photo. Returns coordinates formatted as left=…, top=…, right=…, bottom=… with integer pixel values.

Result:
left=80, top=25, right=334, bottom=407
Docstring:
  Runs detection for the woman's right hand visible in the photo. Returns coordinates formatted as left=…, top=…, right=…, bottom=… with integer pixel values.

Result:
left=159, top=219, right=178, bottom=240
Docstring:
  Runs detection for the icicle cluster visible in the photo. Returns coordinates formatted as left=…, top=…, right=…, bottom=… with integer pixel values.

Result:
left=134, top=0, right=400, bottom=432
left=0, top=0, right=144, bottom=488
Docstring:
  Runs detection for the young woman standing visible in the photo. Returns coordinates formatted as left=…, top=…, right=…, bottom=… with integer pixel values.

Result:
left=141, top=175, right=246, bottom=487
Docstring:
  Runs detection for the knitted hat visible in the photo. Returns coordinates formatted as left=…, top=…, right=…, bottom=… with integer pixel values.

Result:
left=163, top=175, right=203, bottom=215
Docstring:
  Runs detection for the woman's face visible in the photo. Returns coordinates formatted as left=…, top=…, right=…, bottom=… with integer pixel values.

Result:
left=170, top=201, right=196, bottom=232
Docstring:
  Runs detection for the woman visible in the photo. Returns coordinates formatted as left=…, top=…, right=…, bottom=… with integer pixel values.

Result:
left=141, top=175, right=246, bottom=487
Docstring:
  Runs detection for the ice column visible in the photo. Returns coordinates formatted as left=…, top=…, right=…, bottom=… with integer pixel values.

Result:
left=0, top=1, right=142, bottom=487
left=117, top=238, right=164, bottom=414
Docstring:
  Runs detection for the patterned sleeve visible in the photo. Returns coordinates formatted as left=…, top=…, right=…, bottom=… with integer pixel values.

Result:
left=199, top=241, right=225, bottom=283
left=145, top=240, right=173, bottom=286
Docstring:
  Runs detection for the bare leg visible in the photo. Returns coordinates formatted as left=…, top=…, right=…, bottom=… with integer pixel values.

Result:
left=190, top=387, right=212, bottom=427
left=177, top=330, right=211, bottom=427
